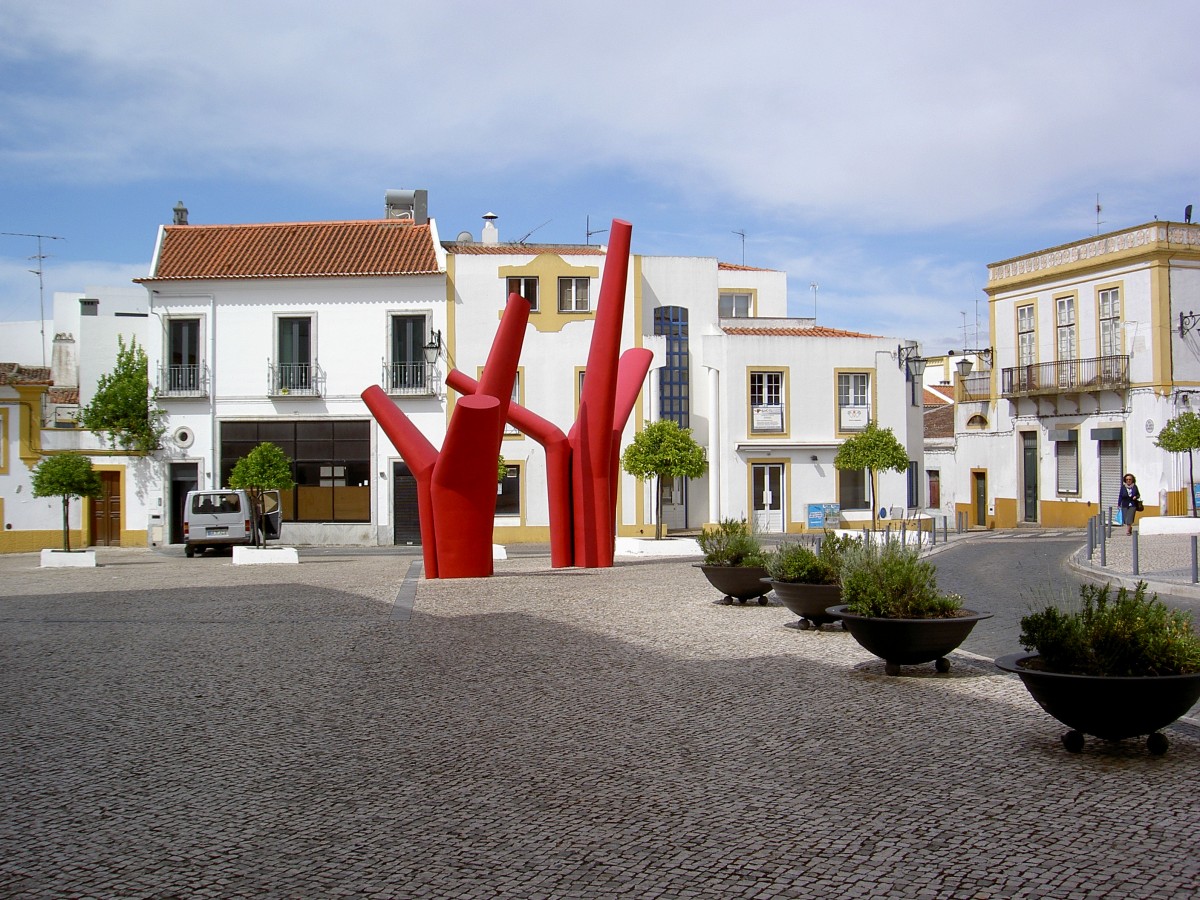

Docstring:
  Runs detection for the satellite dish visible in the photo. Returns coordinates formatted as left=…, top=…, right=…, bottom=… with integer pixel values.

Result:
left=456, top=231, right=474, bottom=242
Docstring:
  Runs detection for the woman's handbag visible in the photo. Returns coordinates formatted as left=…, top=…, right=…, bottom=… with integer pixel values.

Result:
left=1135, top=500, right=1144, bottom=511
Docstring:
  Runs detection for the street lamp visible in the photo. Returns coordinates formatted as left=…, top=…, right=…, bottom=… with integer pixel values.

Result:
left=423, top=329, right=442, bottom=364
left=897, top=344, right=927, bottom=405
left=949, top=347, right=993, bottom=378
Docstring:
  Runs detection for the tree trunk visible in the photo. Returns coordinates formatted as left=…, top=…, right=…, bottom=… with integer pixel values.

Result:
left=869, top=469, right=878, bottom=531
left=61, top=496, right=71, bottom=552
left=1191, top=451, right=1196, bottom=517
left=655, top=475, right=663, bottom=539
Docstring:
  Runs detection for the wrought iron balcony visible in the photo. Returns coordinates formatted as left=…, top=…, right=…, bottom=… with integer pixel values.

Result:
left=382, top=360, right=436, bottom=396
left=158, top=363, right=209, bottom=398
left=956, top=372, right=992, bottom=402
left=268, top=361, right=324, bottom=397
left=1001, top=355, right=1129, bottom=399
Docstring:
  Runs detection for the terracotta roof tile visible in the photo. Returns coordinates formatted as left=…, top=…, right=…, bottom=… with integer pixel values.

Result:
left=923, top=387, right=952, bottom=407
left=718, top=261, right=777, bottom=272
left=49, top=387, right=79, bottom=404
left=720, top=325, right=880, bottom=338
left=924, top=404, right=955, bottom=439
left=445, top=242, right=606, bottom=256
left=143, top=220, right=441, bottom=280
left=0, top=363, right=53, bottom=385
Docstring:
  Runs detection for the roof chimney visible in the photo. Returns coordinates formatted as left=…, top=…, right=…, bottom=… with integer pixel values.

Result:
left=482, top=212, right=499, bottom=244
left=173, top=201, right=188, bottom=225
left=80, top=298, right=99, bottom=317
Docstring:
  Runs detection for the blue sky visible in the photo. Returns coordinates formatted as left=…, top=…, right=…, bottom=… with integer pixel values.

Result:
left=2, top=1, right=1197, bottom=354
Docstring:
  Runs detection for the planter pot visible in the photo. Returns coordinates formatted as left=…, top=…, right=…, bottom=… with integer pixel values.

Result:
left=763, top=580, right=841, bottom=627
left=40, top=549, right=97, bottom=568
left=826, top=605, right=993, bottom=675
left=232, top=546, right=299, bottom=566
left=695, top=564, right=771, bottom=605
left=995, top=652, right=1200, bottom=755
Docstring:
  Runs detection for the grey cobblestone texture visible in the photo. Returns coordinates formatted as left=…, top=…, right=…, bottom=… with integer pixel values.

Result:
left=1, top=548, right=1198, bottom=898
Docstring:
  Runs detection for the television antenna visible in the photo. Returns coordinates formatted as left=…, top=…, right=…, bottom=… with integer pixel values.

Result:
left=585, top=215, right=608, bottom=245
left=2, top=231, right=64, bottom=367
left=732, top=229, right=746, bottom=266
left=1095, top=193, right=1104, bottom=235
left=810, top=282, right=819, bottom=319
left=516, top=219, right=551, bottom=245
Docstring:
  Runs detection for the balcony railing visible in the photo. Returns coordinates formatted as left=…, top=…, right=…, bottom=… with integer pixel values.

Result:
left=269, top=361, right=324, bottom=397
left=158, top=363, right=209, bottom=398
left=956, top=372, right=992, bottom=402
left=1001, top=355, right=1129, bottom=399
left=383, top=360, right=435, bottom=396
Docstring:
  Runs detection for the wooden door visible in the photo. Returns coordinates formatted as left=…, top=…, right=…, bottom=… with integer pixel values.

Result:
left=90, top=471, right=121, bottom=546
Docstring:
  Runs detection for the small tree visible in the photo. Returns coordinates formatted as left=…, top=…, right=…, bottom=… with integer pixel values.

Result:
left=621, top=419, right=708, bottom=539
left=1155, top=411, right=1200, bottom=517
left=77, top=336, right=165, bottom=452
left=834, top=421, right=910, bottom=530
left=31, top=453, right=102, bottom=551
left=227, top=442, right=295, bottom=547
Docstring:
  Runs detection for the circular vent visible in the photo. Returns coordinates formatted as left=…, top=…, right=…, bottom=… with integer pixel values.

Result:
left=173, top=426, right=194, bottom=448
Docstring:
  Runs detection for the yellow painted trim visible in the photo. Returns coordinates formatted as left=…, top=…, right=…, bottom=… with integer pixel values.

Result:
left=495, top=459, right=525, bottom=528
left=745, top=366, right=791, bottom=438
left=0, top=406, right=8, bottom=474
left=493, top=524, right=553, bottom=543
left=573, top=367, right=586, bottom=414
left=14, top=386, right=47, bottom=466
left=495, top=255, right=600, bottom=333
left=0, top=527, right=88, bottom=554
left=833, top=368, right=877, bottom=438
left=1149, top=259, right=1173, bottom=395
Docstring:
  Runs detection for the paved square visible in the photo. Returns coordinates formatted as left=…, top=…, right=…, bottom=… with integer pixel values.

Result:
left=2, top=550, right=1197, bottom=898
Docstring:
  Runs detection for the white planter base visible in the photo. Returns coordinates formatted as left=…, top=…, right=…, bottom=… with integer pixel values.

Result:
left=233, top=546, right=299, bottom=565
left=40, top=549, right=97, bottom=568
left=1136, top=516, right=1200, bottom=536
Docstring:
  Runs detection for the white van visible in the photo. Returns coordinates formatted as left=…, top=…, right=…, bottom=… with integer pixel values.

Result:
left=182, top=489, right=282, bottom=557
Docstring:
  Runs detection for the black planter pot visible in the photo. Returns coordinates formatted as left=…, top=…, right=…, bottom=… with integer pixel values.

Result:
left=695, top=564, right=771, bottom=605
left=995, top=652, right=1200, bottom=755
left=763, top=579, right=841, bottom=627
left=826, top=605, right=993, bottom=675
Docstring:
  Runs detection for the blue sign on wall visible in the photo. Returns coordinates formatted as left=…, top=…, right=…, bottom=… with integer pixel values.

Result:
left=807, top=503, right=840, bottom=529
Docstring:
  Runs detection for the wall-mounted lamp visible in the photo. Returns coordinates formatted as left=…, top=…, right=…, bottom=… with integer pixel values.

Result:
left=948, top=347, right=993, bottom=378
left=1180, top=311, right=1200, bottom=338
left=898, top=344, right=927, bottom=405
left=423, top=329, right=442, bottom=364
left=810, top=454, right=819, bottom=462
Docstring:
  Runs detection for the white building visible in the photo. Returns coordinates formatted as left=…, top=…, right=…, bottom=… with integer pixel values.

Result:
left=947, top=220, right=1200, bottom=528
left=128, top=194, right=926, bottom=549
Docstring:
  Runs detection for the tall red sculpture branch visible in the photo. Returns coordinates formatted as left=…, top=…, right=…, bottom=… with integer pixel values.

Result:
left=362, top=293, right=531, bottom=579
left=448, top=219, right=652, bottom=570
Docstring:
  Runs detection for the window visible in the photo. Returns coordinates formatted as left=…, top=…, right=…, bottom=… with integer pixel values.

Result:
left=750, top=370, right=784, bottom=433
left=496, top=464, right=521, bottom=516
left=654, top=306, right=690, bottom=427
left=837, top=372, right=870, bottom=431
left=1099, top=287, right=1121, bottom=357
left=907, top=460, right=920, bottom=509
left=166, top=317, right=202, bottom=393
left=277, top=316, right=313, bottom=392
left=1056, top=296, right=1076, bottom=388
left=558, top=277, right=590, bottom=312
left=1017, top=304, right=1035, bottom=367
left=839, top=468, right=869, bottom=510
left=1055, top=438, right=1079, bottom=494
left=220, top=420, right=370, bottom=523
left=504, top=372, right=521, bottom=436
left=719, top=292, right=752, bottom=318
left=507, top=276, right=539, bottom=312
left=389, top=314, right=429, bottom=394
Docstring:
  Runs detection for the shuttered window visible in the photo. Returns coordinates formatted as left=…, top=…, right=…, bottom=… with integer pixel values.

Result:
left=1055, top=439, right=1079, bottom=494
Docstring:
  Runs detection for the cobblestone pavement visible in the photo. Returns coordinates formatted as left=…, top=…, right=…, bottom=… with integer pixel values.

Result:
left=2, top=548, right=1198, bottom=899
left=1073, top=529, right=1200, bottom=605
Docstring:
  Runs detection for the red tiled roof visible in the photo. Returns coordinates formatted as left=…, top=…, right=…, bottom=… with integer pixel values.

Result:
left=718, top=261, right=777, bottom=272
left=142, top=220, right=441, bottom=281
left=924, top=404, right=955, bottom=440
left=720, top=325, right=880, bottom=338
left=0, top=363, right=52, bottom=385
left=445, top=242, right=606, bottom=256
left=923, top=387, right=952, bottom=407
left=49, top=387, right=79, bottom=404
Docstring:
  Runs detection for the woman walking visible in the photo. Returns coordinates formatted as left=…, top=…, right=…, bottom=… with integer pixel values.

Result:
left=1118, top=473, right=1142, bottom=535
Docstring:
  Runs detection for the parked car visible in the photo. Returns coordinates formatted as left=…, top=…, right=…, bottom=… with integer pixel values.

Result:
left=182, top=489, right=281, bottom=557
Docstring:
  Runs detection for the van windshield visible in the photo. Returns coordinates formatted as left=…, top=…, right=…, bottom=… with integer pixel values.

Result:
left=192, top=493, right=242, bottom=514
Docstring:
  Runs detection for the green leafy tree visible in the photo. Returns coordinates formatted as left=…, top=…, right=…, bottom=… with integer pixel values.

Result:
left=77, top=336, right=165, bottom=452
left=1155, top=411, right=1200, bottom=517
left=228, top=442, right=295, bottom=547
left=31, top=453, right=102, bottom=551
left=621, top=419, right=708, bottom=539
left=833, top=421, right=910, bottom=530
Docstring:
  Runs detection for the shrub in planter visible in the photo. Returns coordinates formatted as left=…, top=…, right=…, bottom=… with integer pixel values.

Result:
left=695, top=518, right=770, bottom=605
left=763, top=533, right=858, bottom=628
left=996, top=582, right=1200, bottom=754
left=828, top=540, right=991, bottom=674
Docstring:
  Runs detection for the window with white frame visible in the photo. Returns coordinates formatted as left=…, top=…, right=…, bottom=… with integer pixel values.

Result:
left=558, top=277, right=590, bottom=313
left=504, top=372, right=521, bottom=435
left=1055, top=437, right=1079, bottom=494
left=507, top=276, right=539, bottom=312
left=166, top=317, right=202, bottom=393
left=837, top=372, right=870, bottom=431
left=1056, top=297, right=1076, bottom=360
left=719, top=291, right=752, bottom=318
left=389, top=313, right=429, bottom=393
left=1099, top=287, right=1121, bottom=357
left=1017, top=304, right=1035, bottom=367
left=749, top=370, right=785, bottom=433
left=277, top=315, right=313, bottom=392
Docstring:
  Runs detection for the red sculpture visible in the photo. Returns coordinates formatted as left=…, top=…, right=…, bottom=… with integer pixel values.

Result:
left=365, top=219, right=652, bottom=578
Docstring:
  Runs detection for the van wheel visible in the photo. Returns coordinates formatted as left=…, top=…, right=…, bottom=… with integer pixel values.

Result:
left=185, top=545, right=195, bottom=558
